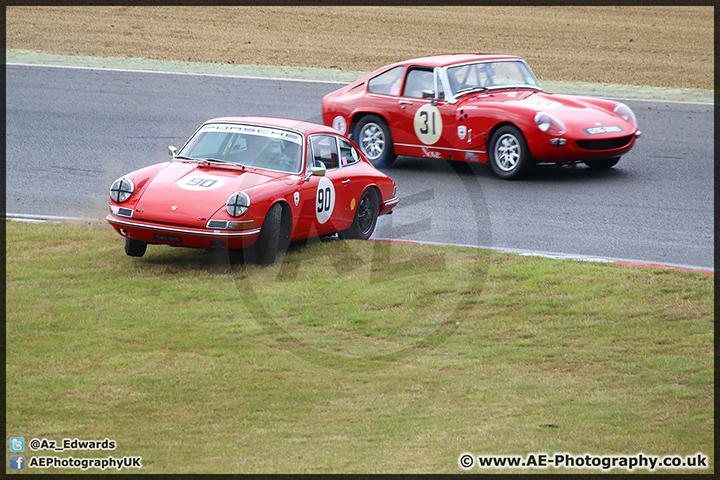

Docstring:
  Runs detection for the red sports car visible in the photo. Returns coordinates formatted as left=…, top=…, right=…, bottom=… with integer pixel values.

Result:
left=107, top=116, right=398, bottom=264
left=322, top=54, right=641, bottom=179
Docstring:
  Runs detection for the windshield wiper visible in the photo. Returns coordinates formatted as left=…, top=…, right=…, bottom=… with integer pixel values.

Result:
left=199, top=158, right=248, bottom=170
left=174, top=155, right=230, bottom=164
left=175, top=155, right=245, bottom=169
left=455, top=86, right=488, bottom=97
left=198, top=157, right=231, bottom=164
left=490, top=85, right=542, bottom=92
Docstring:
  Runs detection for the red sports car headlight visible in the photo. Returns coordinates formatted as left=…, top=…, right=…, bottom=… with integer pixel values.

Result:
left=613, top=103, right=638, bottom=128
left=534, top=111, right=566, bottom=135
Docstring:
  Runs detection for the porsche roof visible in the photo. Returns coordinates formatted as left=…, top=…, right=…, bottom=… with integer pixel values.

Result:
left=204, top=116, right=339, bottom=136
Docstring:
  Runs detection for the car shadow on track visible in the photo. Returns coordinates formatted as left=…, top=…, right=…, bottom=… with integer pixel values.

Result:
left=383, top=155, right=632, bottom=184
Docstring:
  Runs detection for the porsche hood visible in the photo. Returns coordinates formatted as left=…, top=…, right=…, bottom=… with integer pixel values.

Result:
left=131, top=161, right=284, bottom=227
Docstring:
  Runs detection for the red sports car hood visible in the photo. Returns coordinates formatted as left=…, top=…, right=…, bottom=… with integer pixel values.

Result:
left=460, top=90, right=633, bottom=133
left=133, top=161, right=287, bottom=227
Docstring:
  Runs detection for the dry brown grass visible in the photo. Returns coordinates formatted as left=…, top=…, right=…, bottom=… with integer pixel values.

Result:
left=6, top=6, right=713, bottom=90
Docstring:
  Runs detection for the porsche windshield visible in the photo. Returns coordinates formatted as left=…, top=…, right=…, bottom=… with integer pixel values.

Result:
left=178, top=124, right=304, bottom=174
left=446, top=61, right=540, bottom=97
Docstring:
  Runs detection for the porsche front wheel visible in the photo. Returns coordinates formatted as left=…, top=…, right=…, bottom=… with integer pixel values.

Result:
left=339, top=188, right=379, bottom=240
left=124, top=237, right=147, bottom=257
left=252, top=203, right=289, bottom=265
left=488, top=125, right=533, bottom=179
left=354, top=115, right=396, bottom=168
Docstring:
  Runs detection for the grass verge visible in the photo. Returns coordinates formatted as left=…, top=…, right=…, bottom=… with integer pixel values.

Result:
left=5, top=220, right=714, bottom=474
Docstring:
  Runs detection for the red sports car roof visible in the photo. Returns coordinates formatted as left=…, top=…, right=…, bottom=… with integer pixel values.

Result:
left=385, top=53, right=522, bottom=69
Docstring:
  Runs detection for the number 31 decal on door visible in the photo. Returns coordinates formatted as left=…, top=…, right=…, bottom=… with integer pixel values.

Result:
left=414, top=103, right=442, bottom=145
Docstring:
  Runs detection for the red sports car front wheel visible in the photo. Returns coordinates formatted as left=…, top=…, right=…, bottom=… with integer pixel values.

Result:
left=488, top=125, right=533, bottom=180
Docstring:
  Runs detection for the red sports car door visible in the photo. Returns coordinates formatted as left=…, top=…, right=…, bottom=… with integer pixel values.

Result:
left=389, top=68, right=456, bottom=159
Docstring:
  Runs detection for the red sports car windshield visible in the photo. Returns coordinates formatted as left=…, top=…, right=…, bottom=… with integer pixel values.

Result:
left=445, top=60, right=541, bottom=98
left=177, top=123, right=304, bottom=174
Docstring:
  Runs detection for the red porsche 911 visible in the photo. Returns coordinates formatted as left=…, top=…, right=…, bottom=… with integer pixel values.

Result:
left=107, top=117, right=398, bottom=264
left=322, top=54, right=641, bottom=179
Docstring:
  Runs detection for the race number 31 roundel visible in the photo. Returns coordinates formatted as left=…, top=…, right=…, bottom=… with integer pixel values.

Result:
left=316, top=176, right=335, bottom=224
left=414, top=103, right=442, bottom=145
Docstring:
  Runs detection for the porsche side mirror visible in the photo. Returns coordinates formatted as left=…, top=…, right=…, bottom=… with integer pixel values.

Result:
left=304, top=164, right=326, bottom=181
left=168, top=146, right=177, bottom=157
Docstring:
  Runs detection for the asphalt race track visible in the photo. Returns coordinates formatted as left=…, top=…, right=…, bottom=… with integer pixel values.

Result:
left=5, top=64, right=714, bottom=270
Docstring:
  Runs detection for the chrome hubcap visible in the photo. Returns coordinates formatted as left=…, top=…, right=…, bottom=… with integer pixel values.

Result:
left=495, top=133, right=521, bottom=171
left=359, top=123, right=385, bottom=160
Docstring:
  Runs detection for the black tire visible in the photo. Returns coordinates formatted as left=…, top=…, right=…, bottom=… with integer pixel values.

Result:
left=584, top=157, right=620, bottom=170
left=252, top=203, right=289, bottom=265
left=339, top=188, right=379, bottom=240
left=488, top=125, right=533, bottom=179
left=353, top=115, right=396, bottom=168
left=124, top=237, right=147, bottom=257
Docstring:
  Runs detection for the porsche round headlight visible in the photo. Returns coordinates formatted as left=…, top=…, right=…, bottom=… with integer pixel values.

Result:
left=110, top=177, right=134, bottom=203
left=226, top=192, right=250, bottom=217
left=614, top=103, right=638, bottom=128
left=534, top=111, right=566, bottom=135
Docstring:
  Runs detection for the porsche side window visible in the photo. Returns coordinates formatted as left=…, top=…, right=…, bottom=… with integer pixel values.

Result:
left=310, top=135, right=339, bottom=171
left=367, top=66, right=404, bottom=96
left=338, top=139, right=360, bottom=167
left=403, top=69, right=433, bottom=98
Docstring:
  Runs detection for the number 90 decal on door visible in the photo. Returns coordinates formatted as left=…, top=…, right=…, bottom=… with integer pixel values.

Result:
left=316, top=176, right=336, bottom=224
left=414, top=103, right=443, bottom=145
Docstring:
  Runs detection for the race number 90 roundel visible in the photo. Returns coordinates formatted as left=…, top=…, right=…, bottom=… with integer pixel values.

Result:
left=315, top=176, right=335, bottom=224
left=177, top=174, right=226, bottom=191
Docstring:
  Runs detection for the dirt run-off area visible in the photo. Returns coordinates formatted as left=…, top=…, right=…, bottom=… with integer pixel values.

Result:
left=5, top=6, right=714, bottom=91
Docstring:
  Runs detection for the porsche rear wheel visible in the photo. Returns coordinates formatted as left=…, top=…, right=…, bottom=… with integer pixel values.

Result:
left=584, top=157, right=620, bottom=169
left=252, top=203, right=290, bottom=265
left=354, top=115, right=396, bottom=168
left=489, top=125, right=533, bottom=180
left=339, top=188, right=379, bottom=240
left=124, top=237, right=147, bottom=257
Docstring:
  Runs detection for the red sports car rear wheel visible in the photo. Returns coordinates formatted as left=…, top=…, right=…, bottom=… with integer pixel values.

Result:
left=354, top=115, right=396, bottom=168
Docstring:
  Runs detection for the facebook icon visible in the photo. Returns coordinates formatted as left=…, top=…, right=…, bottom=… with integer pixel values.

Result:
left=10, top=455, right=25, bottom=470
